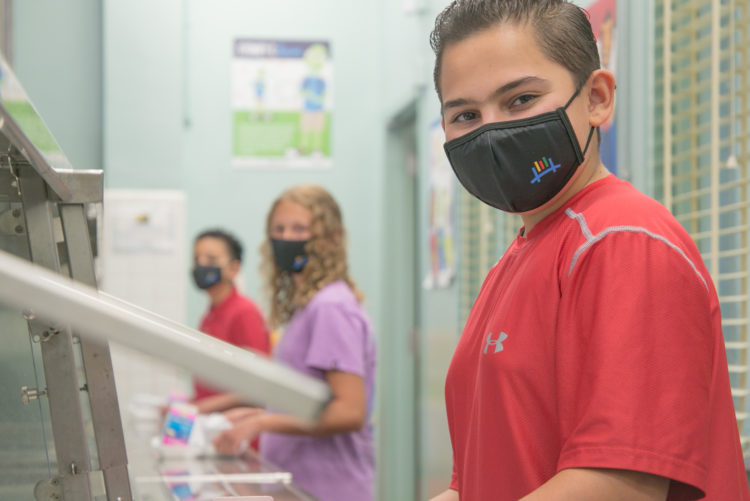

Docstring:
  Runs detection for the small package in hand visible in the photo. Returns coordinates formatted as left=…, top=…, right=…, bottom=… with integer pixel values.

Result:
left=162, top=401, right=197, bottom=446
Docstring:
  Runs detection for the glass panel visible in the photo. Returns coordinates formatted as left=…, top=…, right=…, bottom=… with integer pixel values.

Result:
left=0, top=55, right=72, bottom=171
left=125, top=420, right=317, bottom=501
left=0, top=199, right=56, bottom=498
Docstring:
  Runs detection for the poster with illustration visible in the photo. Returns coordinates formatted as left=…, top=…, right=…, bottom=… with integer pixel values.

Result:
left=423, top=118, right=456, bottom=290
left=587, top=0, right=617, bottom=176
left=231, top=39, right=332, bottom=168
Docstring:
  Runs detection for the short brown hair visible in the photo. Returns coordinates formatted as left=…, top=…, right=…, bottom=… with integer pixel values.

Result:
left=195, top=228, right=243, bottom=262
left=430, top=0, right=600, bottom=101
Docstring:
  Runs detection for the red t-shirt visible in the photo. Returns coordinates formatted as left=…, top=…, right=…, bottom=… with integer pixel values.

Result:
left=446, top=176, right=749, bottom=500
left=194, top=287, right=270, bottom=400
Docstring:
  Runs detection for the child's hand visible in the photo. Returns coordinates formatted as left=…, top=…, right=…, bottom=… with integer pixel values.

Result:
left=223, top=406, right=264, bottom=423
left=212, top=415, right=263, bottom=455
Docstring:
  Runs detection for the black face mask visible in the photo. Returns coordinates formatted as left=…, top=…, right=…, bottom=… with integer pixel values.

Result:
left=271, top=238, right=309, bottom=273
left=192, top=265, right=222, bottom=289
left=443, top=87, right=595, bottom=214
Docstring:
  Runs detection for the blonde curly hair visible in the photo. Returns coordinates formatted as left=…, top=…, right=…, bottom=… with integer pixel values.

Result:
left=260, top=184, right=363, bottom=328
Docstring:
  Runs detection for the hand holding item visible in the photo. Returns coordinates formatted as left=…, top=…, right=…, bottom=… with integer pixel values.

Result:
left=212, top=413, right=263, bottom=455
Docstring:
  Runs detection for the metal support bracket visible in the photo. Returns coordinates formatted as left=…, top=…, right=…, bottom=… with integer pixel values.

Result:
left=59, top=202, right=133, bottom=500
left=21, top=385, right=47, bottom=405
left=2, top=152, right=22, bottom=197
left=33, top=477, right=62, bottom=501
left=32, top=469, right=108, bottom=501
left=54, top=170, right=102, bottom=204
left=18, top=167, right=94, bottom=500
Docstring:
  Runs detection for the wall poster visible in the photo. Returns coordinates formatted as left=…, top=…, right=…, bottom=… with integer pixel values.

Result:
left=423, top=118, right=456, bottom=290
left=231, top=39, right=333, bottom=169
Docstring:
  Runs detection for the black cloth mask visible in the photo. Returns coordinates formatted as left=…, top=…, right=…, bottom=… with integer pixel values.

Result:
left=192, top=265, right=222, bottom=290
left=443, top=87, right=595, bottom=214
left=271, top=238, right=309, bottom=273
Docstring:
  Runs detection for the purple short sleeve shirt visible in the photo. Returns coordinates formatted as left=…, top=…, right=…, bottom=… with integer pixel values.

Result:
left=260, top=280, right=376, bottom=501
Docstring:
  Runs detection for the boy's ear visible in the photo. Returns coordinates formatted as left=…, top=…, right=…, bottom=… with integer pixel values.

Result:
left=586, top=69, right=616, bottom=128
left=227, top=259, right=241, bottom=279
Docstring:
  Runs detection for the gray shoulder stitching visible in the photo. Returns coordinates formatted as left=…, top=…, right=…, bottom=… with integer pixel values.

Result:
left=564, top=208, right=708, bottom=290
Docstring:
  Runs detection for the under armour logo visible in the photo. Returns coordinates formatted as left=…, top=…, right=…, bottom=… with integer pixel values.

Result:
left=483, top=332, right=508, bottom=354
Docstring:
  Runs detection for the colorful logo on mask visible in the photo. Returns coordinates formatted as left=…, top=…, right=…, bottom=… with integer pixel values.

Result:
left=530, top=157, right=561, bottom=184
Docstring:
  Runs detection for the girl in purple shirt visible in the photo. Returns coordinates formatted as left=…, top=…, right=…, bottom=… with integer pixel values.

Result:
left=213, top=185, right=376, bottom=501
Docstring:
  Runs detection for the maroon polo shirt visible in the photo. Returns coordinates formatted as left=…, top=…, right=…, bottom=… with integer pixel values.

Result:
left=194, top=287, right=270, bottom=400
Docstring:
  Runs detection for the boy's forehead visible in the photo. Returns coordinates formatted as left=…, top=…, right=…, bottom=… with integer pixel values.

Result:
left=195, top=236, right=230, bottom=255
left=439, top=24, right=571, bottom=103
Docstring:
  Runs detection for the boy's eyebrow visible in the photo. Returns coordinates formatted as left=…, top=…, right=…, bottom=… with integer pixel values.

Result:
left=442, top=76, right=547, bottom=111
left=491, top=76, right=546, bottom=98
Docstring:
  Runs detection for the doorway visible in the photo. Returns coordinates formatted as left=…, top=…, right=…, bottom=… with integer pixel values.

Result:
left=378, top=101, right=421, bottom=501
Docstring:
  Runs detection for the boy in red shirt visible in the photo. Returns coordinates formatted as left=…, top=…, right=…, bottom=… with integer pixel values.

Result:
left=429, top=1, right=750, bottom=500
left=191, top=229, right=270, bottom=414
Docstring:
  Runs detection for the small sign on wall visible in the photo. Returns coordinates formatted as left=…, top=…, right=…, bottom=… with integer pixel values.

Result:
left=231, top=39, right=333, bottom=169
left=110, top=199, right=178, bottom=254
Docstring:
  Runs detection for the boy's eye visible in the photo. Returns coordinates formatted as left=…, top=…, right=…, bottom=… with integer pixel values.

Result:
left=451, top=111, right=477, bottom=123
left=511, top=94, right=536, bottom=107
left=195, top=256, right=218, bottom=266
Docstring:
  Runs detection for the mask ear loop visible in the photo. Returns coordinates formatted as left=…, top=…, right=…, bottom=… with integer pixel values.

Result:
left=563, top=85, right=583, bottom=109
left=563, top=84, right=596, bottom=157
left=582, top=126, right=596, bottom=156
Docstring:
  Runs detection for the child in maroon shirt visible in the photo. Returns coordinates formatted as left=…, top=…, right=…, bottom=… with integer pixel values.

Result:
left=191, top=229, right=270, bottom=413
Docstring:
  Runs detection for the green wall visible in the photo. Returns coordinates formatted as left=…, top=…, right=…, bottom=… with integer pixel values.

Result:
left=13, top=0, right=102, bottom=172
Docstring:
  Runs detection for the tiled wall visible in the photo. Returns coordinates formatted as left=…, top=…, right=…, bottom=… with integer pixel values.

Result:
left=98, top=189, right=192, bottom=433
